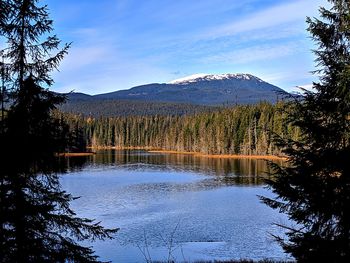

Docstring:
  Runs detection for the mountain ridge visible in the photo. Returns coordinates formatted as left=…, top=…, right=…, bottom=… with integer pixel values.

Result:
left=66, top=73, right=287, bottom=106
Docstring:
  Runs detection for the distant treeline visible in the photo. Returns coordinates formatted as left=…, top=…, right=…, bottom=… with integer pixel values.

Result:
left=62, top=102, right=299, bottom=156
left=59, top=99, right=218, bottom=117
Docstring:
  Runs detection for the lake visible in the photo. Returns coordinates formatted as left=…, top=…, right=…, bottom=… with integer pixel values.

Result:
left=60, top=150, right=292, bottom=262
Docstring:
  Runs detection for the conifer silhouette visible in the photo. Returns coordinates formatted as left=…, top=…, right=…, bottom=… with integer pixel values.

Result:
left=0, top=1, right=117, bottom=262
left=262, top=1, right=350, bottom=262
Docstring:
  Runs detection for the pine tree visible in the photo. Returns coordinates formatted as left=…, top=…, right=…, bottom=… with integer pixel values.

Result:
left=0, top=0, right=10, bottom=31
left=0, top=0, right=10, bottom=126
left=0, top=0, right=117, bottom=262
left=262, top=1, right=350, bottom=262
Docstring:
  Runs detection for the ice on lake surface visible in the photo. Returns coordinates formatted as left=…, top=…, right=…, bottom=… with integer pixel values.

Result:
left=60, top=150, right=292, bottom=262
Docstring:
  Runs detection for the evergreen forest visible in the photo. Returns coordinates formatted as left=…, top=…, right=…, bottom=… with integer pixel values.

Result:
left=1, top=0, right=350, bottom=262
left=62, top=102, right=300, bottom=156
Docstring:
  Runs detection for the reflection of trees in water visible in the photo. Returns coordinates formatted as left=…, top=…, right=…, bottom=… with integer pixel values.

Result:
left=58, top=156, right=91, bottom=173
left=85, top=150, right=285, bottom=185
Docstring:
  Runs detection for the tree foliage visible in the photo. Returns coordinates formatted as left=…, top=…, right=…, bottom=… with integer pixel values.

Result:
left=0, top=1, right=117, bottom=262
left=261, top=1, right=350, bottom=262
left=60, top=98, right=218, bottom=117
left=62, top=102, right=299, bottom=156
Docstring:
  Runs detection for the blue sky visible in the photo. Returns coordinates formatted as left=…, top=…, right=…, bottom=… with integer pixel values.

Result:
left=43, top=0, right=328, bottom=94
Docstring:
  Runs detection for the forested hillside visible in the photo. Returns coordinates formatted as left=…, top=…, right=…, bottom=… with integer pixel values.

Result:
left=59, top=99, right=218, bottom=117
left=92, top=73, right=287, bottom=105
left=63, top=102, right=299, bottom=156
left=59, top=73, right=288, bottom=116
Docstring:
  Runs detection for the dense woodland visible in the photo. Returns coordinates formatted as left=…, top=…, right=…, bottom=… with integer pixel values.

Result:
left=1, top=0, right=349, bottom=261
left=60, top=98, right=218, bottom=117
left=63, top=102, right=300, bottom=156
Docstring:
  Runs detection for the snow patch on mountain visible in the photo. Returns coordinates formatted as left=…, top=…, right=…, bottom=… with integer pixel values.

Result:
left=169, top=73, right=263, bottom=85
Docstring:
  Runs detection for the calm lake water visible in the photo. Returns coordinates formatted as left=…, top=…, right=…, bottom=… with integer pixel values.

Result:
left=60, top=150, right=292, bottom=262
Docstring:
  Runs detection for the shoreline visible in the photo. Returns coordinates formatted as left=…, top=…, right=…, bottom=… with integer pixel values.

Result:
left=88, top=146, right=287, bottom=161
left=148, top=150, right=287, bottom=161
left=57, top=152, right=96, bottom=157
left=87, top=146, right=157, bottom=150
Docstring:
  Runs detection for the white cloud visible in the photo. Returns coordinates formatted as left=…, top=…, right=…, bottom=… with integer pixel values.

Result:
left=50, top=0, right=329, bottom=94
left=70, top=27, right=101, bottom=40
left=54, top=52, right=172, bottom=95
left=202, top=0, right=326, bottom=39
left=201, top=42, right=301, bottom=65
left=59, top=46, right=109, bottom=71
left=285, top=84, right=315, bottom=94
left=257, top=70, right=317, bottom=92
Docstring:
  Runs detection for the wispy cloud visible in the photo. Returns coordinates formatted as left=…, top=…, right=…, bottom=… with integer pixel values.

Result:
left=60, top=46, right=109, bottom=71
left=199, top=41, right=302, bottom=65
left=46, top=0, right=328, bottom=94
left=201, top=0, right=325, bottom=39
left=54, top=44, right=171, bottom=94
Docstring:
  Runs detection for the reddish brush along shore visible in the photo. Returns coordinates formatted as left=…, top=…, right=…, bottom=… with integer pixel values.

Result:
left=88, top=146, right=287, bottom=160
left=57, top=152, right=96, bottom=157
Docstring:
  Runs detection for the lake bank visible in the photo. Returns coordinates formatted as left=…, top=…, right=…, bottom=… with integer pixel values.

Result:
left=57, top=152, right=96, bottom=157
left=87, top=146, right=287, bottom=161
left=148, top=150, right=287, bottom=161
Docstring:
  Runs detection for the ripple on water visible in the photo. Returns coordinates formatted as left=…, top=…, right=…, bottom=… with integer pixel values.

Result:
left=60, top=150, right=293, bottom=262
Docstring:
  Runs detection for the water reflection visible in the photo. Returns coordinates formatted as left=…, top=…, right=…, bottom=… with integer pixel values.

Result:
left=60, top=150, right=291, bottom=262
left=65, top=150, right=284, bottom=185
left=58, top=155, right=90, bottom=172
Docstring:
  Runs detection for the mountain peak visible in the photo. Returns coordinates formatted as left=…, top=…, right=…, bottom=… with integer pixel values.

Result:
left=85, top=72, right=286, bottom=106
left=169, top=73, right=263, bottom=85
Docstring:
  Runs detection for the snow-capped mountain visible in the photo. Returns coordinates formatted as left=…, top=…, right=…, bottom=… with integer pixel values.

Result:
left=67, top=73, right=288, bottom=106
left=169, top=73, right=263, bottom=84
